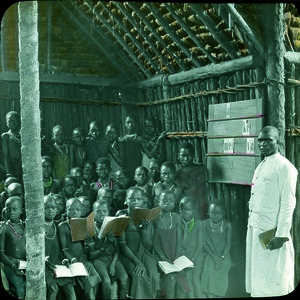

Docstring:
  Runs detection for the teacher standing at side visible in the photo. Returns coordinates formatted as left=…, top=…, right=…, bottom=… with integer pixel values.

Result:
left=246, top=125, right=298, bottom=297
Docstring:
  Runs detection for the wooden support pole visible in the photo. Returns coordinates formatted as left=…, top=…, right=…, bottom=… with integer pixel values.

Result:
left=264, top=3, right=286, bottom=155
left=18, top=2, right=45, bottom=299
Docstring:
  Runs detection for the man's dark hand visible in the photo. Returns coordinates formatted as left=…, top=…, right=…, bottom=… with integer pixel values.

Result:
left=266, top=236, right=289, bottom=250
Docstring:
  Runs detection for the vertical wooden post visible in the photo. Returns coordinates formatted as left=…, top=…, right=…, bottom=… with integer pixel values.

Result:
left=18, top=2, right=45, bottom=299
left=264, top=3, right=286, bottom=155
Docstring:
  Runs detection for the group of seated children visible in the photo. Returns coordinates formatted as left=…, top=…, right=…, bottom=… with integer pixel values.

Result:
left=0, top=110, right=232, bottom=299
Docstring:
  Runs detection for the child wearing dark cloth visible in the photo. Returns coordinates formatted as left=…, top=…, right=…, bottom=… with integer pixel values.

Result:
left=52, top=194, right=67, bottom=224
left=82, top=160, right=96, bottom=188
left=58, top=198, right=101, bottom=300
left=0, top=196, right=26, bottom=299
left=84, top=200, right=129, bottom=300
left=85, top=121, right=109, bottom=164
left=114, top=169, right=129, bottom=191
left=70, top=167, right=91, bottom=199
left=112, top=190, right=127, bottom=213
left=134, top=166, right=152, bottom=198
left=42, top=156, right=62, bottom=195
left=179, top=196, right=204, bottom=298
left=69, top=127, right=88, bottom=169
left=200, top=200, right=232, bottom=297
left=148, top=159, right=161, bottom=188
left=152, top=190, right=190, bottom=299
left=118, top=114, right=143, bottom=185
left=90, top=157, right=114, bottom=202
left=175, top=142, right=208, bottom=219
left=1, top=111, right=22, bottom=181
left=51, top=125, right=70, bottom=181
left=43, top=194, right=76, bottom=300
left=116, top=187, right=160, bottom=299
left=78, top=196, right=92, bottom=218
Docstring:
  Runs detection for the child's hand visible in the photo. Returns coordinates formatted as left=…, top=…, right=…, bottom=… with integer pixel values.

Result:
left=107, top=231, right=115, bottom=242
left=139, top=219, right=150, bottom=230
left=109, top=262, right=116, bottom=277
left=133, top=261, right=146, bottom=277
left=84, top=235, right=93, bottom=247
left=45, top=260, right=56, bottom=271
left=12, top=261, right=23, bottom=276
left=156, top=131, right=168, bottom=143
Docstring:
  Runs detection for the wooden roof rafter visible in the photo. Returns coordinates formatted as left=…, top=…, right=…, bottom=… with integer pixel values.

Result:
left=56, top=0, right=135, bottom=82
left=114, top=1, right=175, bottom=74
left=83, top=0, right=152, bottom=79
left=97, top=1, right=160, bottom=75
left=146, top=2, right=204, bottom=69
left=189, top=3, right=241, bottom=60
left=165, top=3, right=218, bottom=65
left=126, top=1, right=186, bottom=72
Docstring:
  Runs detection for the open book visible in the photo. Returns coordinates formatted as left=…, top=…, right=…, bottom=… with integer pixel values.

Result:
left=258, top=228, right=277, bottom=249
left=53, top=262, right=88, bottom=278
left=158, top=255, right=194, bottom=274
left=131, top=206, right=162, bottom=225
left=70, top=212, right=95, bottom=241
left=98, top=216, right=131, bottom=239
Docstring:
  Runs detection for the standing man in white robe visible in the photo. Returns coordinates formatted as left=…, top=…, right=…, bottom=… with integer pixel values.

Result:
left=246, top=126, right=298, bottom=297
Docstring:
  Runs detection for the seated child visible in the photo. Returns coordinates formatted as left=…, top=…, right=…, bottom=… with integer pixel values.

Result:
left=52, top=194, right=66, bottom=224
left=116, top=187, right=160, bottom=299
left=69, top=127, right=88, bottom=169
left=179, top=196, right=204, bottom=298
left=42, top=156, right=62, bottom=195
left=84, top=121, right=109, bottom=164
left=134, top=166, right=152, bottom=198
left=96, top=187, right=114, bottom=216
left=0, top=177, right=19, bottom=220
left=175, top=142, right=208, bottom=219
left=43, top=194, right=76, bottom=300
left=90, top=157, right=114, bottom=201
left=0, top=196, right=26, bottom=299
left=200, top=200, right=232, bottom=298
left=114, top=170, right=129, bottom=191
left=152, top=161, right=183, bottom=211
left=70, top=167, right=90, bottom=199
left=59, top=175, right=77, bottom=201
left=58, top=198, right=101, bottom=299
left=84, top=201, right=129, bottom=299
left=152, top=190, right=190, bottom=298
left=78, top=196, right=92, bottom=218
left=1, top=111, right=22, bottom=181
left=51, top=125, right=70, bottom=181
left=112, top=190, right=127, bottom=213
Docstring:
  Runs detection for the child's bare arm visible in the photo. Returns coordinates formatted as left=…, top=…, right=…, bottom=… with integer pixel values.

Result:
left=221, top=221, right=232, bottom=258
left=1, top=134, right=13, bottom=176
left=58, top=223, right=74, bottom=263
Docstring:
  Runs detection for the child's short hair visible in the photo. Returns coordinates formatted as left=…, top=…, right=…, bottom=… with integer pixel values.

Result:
left=42, top=156, right=53, bottom=166
left=209, top=199, right=226, bottom=212
left=63, top=175, right=76, bottom=186
left=44, top=193, right=55, bottom=204
left=135, top=166, right=149, bottom=176
left=70, top=167, right=82, bottom=175
left=178, top=142, right=195, bottom=155
left=96, top=157, right=111, bottom=169
left=126, top=186, right=143, bottom=198
left=52, top=125, right=64, bottom=134
left=6, top=111, right=20, bottom=121
left=159, top=189, right=175, bottom=199
left=161, top=161, right=176, bottom=173
left=73, top=127, right=84, bottom=135
left=78, top=196, right=89, bottom=203
left=5, top=196, right=23, bottom=208
left=93, top=200, right=109, bottom=211
left=66, top=197, right=82, bottom=208
left=113, top=189, right=126, bottom=199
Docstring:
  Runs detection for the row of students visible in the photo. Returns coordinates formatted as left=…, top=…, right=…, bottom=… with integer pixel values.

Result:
left=0, top=188, right=232, bottom=299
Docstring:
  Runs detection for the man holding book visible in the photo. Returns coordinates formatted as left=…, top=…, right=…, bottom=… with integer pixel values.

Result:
left=245, top=126, right=298, bottom=297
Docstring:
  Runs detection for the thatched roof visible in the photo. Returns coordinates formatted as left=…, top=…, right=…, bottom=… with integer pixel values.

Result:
left=1, top=1, right=299, bottom=84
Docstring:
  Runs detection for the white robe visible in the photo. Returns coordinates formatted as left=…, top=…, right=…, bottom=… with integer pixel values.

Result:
left=245, top=153, right=298, bottom=297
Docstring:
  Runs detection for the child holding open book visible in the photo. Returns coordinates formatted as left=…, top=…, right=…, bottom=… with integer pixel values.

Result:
left=152, top=190, right=190, bottom=299
left=116, top=186, right=160, bottom=299
left=200, top=199, right=232, bottom=297
left=43, top=194, right=76, bottom=300
left=58, top=198, right=101, bottom=300
left=84, top=200, right=129, bottom=300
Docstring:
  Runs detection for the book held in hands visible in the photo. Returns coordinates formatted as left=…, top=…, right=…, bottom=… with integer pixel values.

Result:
left=98, top=215, right=131, bottom=239
left=70, top=212, right=95, bottom=242
left=158, top=255, right=194, bottom=274
left=53, top=262, right=89, bottom=278
left=131, top=206, right=162, bottom=225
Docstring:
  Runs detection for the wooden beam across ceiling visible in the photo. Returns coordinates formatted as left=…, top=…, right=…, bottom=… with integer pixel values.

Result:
left=126, top=2, right=186, bottom=71
left=189, top=3, right=240, bottom=60
left=165, top=3, right=218, bottom=64
left=146, top=2, right=204, bottom=68
left=56, top=0, right=133, bottom=82
left=222, top=3, right=264, bottom=57
left=83, top=0, right=152, bottom=79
